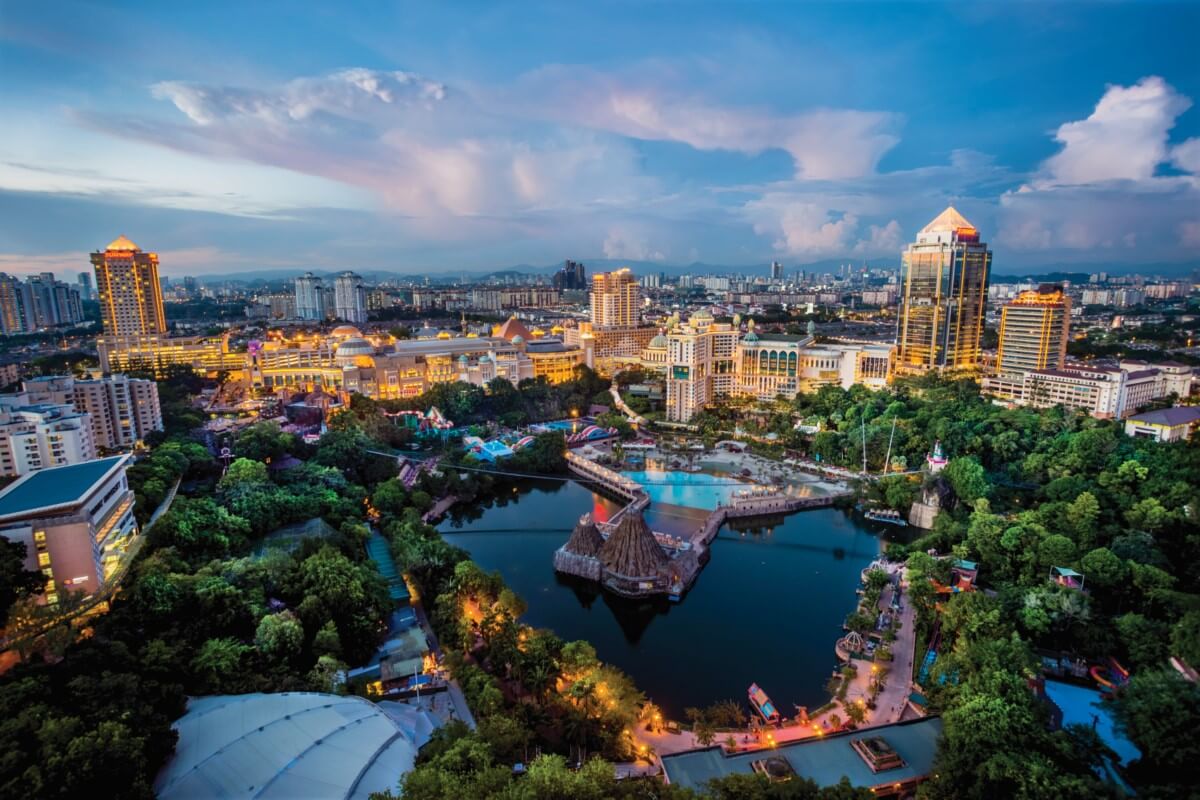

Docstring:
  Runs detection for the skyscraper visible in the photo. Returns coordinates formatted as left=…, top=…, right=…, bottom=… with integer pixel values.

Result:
left=553, top=259, right=587, bottom=291
left=91, top=236, right=167, bottom=336
left=896, top=207, right=991, bottom=374
left=590, top=268, right=639, bottom=328
left=995, top=285, right=1071, bottom=373
left=294, top=272, right=326, bottom=321
left=333, top=271, right=368, bottom=323
left=770, top=261, right=784, bottom=281
left=77, top=273, right=93, bottom=302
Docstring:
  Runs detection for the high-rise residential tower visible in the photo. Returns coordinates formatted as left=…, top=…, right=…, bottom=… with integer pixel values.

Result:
left=996, top=285, right=1071, bottom=374
left=896, top=207, right=991, bottom=374
left=590, top=268, right=640, bottom=328
left=90, top=236, right=167, bottom=337
left=333, top=271, right=368, bottom=324
left=294, top=272, right=326, bottom=321
left=0, top=275, right=36, bottom=334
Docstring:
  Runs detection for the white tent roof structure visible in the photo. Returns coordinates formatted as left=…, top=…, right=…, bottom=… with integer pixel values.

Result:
left=155, top=692, right=439, bottom=800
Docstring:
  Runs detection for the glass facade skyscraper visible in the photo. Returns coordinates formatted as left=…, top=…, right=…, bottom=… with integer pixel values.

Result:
left=896, top=207, right=991, bottom=374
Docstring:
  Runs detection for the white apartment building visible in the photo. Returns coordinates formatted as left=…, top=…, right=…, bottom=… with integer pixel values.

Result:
left=984, top=362, right=1193, bottom=420
left=0, top=404, right=96, bottom=477
left=0, top=455, right=137, bottom=603
left=4, top=374, right=162, bottom=449
left=333, top=272, right=368, bottom=324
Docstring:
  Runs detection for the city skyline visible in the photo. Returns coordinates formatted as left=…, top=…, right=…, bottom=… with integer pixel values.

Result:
left=1, top=3, right=1198, bottom=277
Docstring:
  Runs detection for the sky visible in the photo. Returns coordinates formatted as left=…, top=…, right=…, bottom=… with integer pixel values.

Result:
left=1, top=1, right=1198, bottom=278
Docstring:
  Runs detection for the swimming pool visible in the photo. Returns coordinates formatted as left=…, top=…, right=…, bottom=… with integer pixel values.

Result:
left=533, top=418, right=594, bottom=432
left=621, top=469, right=751, bottom=510
left=1043, top=680, right=1140, bottom=765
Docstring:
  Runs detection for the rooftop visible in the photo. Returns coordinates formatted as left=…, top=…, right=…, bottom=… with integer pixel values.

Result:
left=0, top=456, right=128, bottom=518
left=155, top=692, right=437, bottom=800
left=662, top=717, right=942, bottom=792
left=1128, top=406, right=1200, bottom=427
left=105, top=235, right=140, bottom=251
left=920, top=206, right=975, bottom=234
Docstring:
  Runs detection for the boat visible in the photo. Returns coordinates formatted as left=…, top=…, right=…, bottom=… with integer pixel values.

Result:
left=748, top=683, right=781, bottom=724
left=863, top=508, right=908, bottom=526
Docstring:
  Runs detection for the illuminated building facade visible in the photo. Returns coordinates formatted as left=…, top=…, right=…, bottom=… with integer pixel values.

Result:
left=995, top=285, right=1071, bottom=374
left=90, top=236, right=167, bottom=337
left=0, top=455, right=137, bottom=604
left=97, top=334, right=245, bottom=375
left=591, top=269, right=640, bottom=328
left=665, top=316, right=896, bottom=422
left=896, top=207, right=991, bottom=374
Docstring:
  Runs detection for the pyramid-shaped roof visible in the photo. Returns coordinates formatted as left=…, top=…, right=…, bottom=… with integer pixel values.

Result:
left=106, top=235, right=140, bottom=251
left=920, top=206, right=975, bottom=234
left=494, top=316, right=532, bottom=342
left=564, top=513, right=605, bottom=557
left=599, top=510, right=667, bottom=577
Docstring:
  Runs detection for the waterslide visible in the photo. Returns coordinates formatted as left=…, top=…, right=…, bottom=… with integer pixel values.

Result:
left=1090, top=658, right=1130, bottom=693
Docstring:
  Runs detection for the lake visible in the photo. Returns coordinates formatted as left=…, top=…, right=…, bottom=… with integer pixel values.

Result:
left=439, top=477, right=896, bottom=718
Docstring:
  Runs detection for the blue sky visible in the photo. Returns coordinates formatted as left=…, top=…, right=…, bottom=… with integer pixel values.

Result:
left=1, top=1, right=1198, bottom=277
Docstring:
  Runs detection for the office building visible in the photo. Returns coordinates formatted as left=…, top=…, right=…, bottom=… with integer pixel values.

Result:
left=896, top=207, right=991, bottom=374
left=995, top=285, right=1071, bottom=374
left=0, top=404, right=96, bottom=478
left=0, top=455, right=137, bottom=603
left=11, top=374, right=162, bottom=450
left=770, top=261, right=784, bottom=281
left=591, top=269, right=640, bottom=327
left=91, top=236, right=168, bottom=336
left=294, top=272, right=327, bottom=321
left=333, top=271, right=368, bottom=324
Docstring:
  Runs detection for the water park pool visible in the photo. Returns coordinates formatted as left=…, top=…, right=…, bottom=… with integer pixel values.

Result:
left=620, top=469, right=751, bottom=510
left=1043, top=680, right=1140, bottom=765
left=534, top=418, right=594, bottom=432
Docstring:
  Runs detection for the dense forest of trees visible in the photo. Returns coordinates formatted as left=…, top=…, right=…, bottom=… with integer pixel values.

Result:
left=0, top=368, right=1196, bottom=798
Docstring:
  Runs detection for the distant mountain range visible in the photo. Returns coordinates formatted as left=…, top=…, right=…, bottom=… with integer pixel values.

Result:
left=180, top=257, right=1197, bottom=285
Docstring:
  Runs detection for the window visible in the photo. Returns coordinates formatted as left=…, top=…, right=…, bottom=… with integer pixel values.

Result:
left=37, top=552, right=50, bottom=567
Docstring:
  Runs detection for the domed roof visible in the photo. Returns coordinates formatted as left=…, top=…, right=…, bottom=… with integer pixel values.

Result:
left=512, top=335, right=524, bottom=344
left=742, top=330, right=759, bottom=343
left=479, top=354, right=492, bottom=363
left=436, top=330, right=452, bottom=340
left=335, top=336, right=374, bottom=356
left=458, top=354, right=469, bottom=364
left=154, top=692, right=438, bottom=800
left=330, top=325, right=362, bottom=338
left=106, top=235, right=139, bottom=251
left=690, top=307, right=714, bottom=322
left=648, top=333, right=668, bottom=349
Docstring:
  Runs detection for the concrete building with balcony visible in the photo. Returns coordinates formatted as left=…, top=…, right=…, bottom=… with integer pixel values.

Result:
left=0, top=455, right=136, bottom=604
left=0, top=404, right=96, bottom=477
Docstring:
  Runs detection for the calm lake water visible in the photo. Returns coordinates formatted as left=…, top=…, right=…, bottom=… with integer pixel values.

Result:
left=440, top=478, right=896, bottom=718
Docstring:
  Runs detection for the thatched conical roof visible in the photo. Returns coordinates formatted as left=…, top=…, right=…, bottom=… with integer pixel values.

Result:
left=599, top=510, right=667, bottom=577
left=564, top=513, right=605, bottom=557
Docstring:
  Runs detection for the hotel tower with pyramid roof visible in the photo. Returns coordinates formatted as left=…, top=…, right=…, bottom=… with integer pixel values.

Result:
left=896, top=206, right=992, bottom=374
